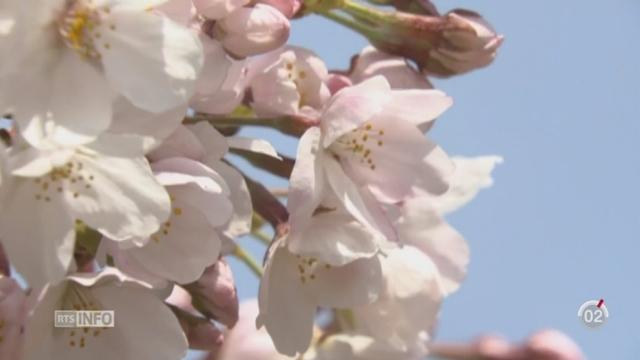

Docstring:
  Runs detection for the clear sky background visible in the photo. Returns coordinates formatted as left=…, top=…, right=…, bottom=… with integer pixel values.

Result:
left=215, top=0, right=640, bottom=359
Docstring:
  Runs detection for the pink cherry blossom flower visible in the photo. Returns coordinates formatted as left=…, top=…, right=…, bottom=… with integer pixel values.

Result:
left=249, top=46, right=331, bottom=117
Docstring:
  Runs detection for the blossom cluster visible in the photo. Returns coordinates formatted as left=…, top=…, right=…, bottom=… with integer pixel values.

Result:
left=0, top=0, right=505, bottom=359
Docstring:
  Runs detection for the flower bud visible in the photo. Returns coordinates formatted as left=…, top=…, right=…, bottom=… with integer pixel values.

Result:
left=365, top=8, right=503, bottom=77
left=217, top=300, right=287, bottom=360
left=525, top=330, right=585, bottom=360
left=257, top=0, right=302, bottom=18
left=326, top=73, right=352, bottom=95
left=0, top=276, right=27, bottom=360
left=185, top=259, right=239, bottom=328
left=212, top=4, right=290, bottom=58
left=194, top=0, right=250, bottom=20
left=170, top=291, right=225, bottom=352
left=349, top=46, right=432, bottom=89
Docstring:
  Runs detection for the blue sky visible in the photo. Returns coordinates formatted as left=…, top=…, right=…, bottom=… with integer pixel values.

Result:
left=219, top=0, right=640, bottom=359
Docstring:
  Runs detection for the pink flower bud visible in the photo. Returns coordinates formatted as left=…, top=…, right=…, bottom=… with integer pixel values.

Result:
left=182, top=318, right=224, bottom=352
left=525, top=330, right=585, bottom=360
left=367, top=9, right=503, bottom=77
left=349, top=46, right=432, bottom=89
left=257, top=0, right=301, bottom=18
left=185, top=259, right=239, bottom=328
left=213, top=4, right=290, bottom=58
left=194, top=0, right=250, bottom=20
left=0, top=277, right=27, bottom=360
left=326, top=73, right=352, bottom=95
left=217, top=300, right=286, bottom=360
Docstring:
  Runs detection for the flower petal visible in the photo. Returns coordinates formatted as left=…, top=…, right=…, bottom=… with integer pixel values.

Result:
left=227, top=136, right=282, bottom=160
left=128, top=199, right=222, bottom=284
left=338, top=116, right=433, bottom=203
left=101, top=8, right=203, bottom=112
left=323, top=155, right=387, bottom=240
left=305, top=254, right=383, bottom=309
left=0, top=178, right=75, bottom=289
left=15, top=51, right=112, bottom=147
left=257, top=244, right=316, bottom=356
left=396, top=198, right=469, bottom=295
left=378, top=89, right=453, bottom=130
left=68, top=140, right=171, bottom=241
left=287, top=127, right=325, bottom=235
left=207, top=160, right=252, bottom=237
left=287, top=210, right=380, bottom=267
left=429, top=155, right=503, bottom=214
left=109, top=97, right=188, bottom=153
left=320, top=76, right=390, bottom=148
left=148, top=125, right=206, bottom=162
left=186, top=122, right=229, bottom=160
left=353, top=246, right=442, bottom=351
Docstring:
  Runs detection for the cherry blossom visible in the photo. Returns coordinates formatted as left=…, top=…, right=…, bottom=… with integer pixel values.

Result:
left=24, top=268, right=187, bottom=360
left=105, top=156, right=233, bottom=285
left=0, top=0, right=509, bottom=358
left=0, top=134, right=170, bottom=288
left=257, top=237, right=383, bottom=356
left=249, top=46, right=331, bottom=117
left=211, top=4, right=290, bottom=58
left=1, top=0, right=203, bottom=146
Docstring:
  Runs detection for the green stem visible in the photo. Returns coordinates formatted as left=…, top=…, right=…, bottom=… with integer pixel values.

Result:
left=233, top=246, right=264, bottom=277
left=316, top=9, right=377, bottom=36
left=185, top=114, right=315, bottom=137
left=185, top=115, right=283, bottom=128
left=252, top=230, right=272, bottom=245
left=341, top=0, right=389, bottom=23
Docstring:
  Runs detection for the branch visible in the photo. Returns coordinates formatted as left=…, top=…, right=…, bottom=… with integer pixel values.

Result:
left=244, top=175, right=290, bottom=234
left=185, top=114, right=317, bottom=138
left=230, top=148, right=295, bottom=179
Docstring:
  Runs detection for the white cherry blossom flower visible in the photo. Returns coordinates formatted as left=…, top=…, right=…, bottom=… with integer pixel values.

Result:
left=351, top=246, right=442, bottom=353
left=393, top=197, right=470, bottom=296
left=149, top=123, right=254, bottom=241
left=318, top=76, right=453, bottom=202
left=287, top=126, right=395, bottom=266
left=106, top=156, right=233, bottom=285
left=0, top=134, right=170, bottom=288
left=249, top=46, right=331, bottom=117
left=257, top=237, right=383, bottom=357
left=427, top=155, right=503, bottom=215
left=24, top=267, right=187, bottom=360
left=1, top=0, right=203, bottom=146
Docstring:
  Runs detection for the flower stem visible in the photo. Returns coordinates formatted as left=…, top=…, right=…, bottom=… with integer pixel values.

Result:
left=230, top=148, right=295, bottom=179
left=252, top=230, right=273, bottom=245
left=184, top=114, right=315, bottom=137
left=233, top=246, right=264, bottom=277
left=341, top=0, right=388, bottom=24
left=316, top=9, right=377, bottom=36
